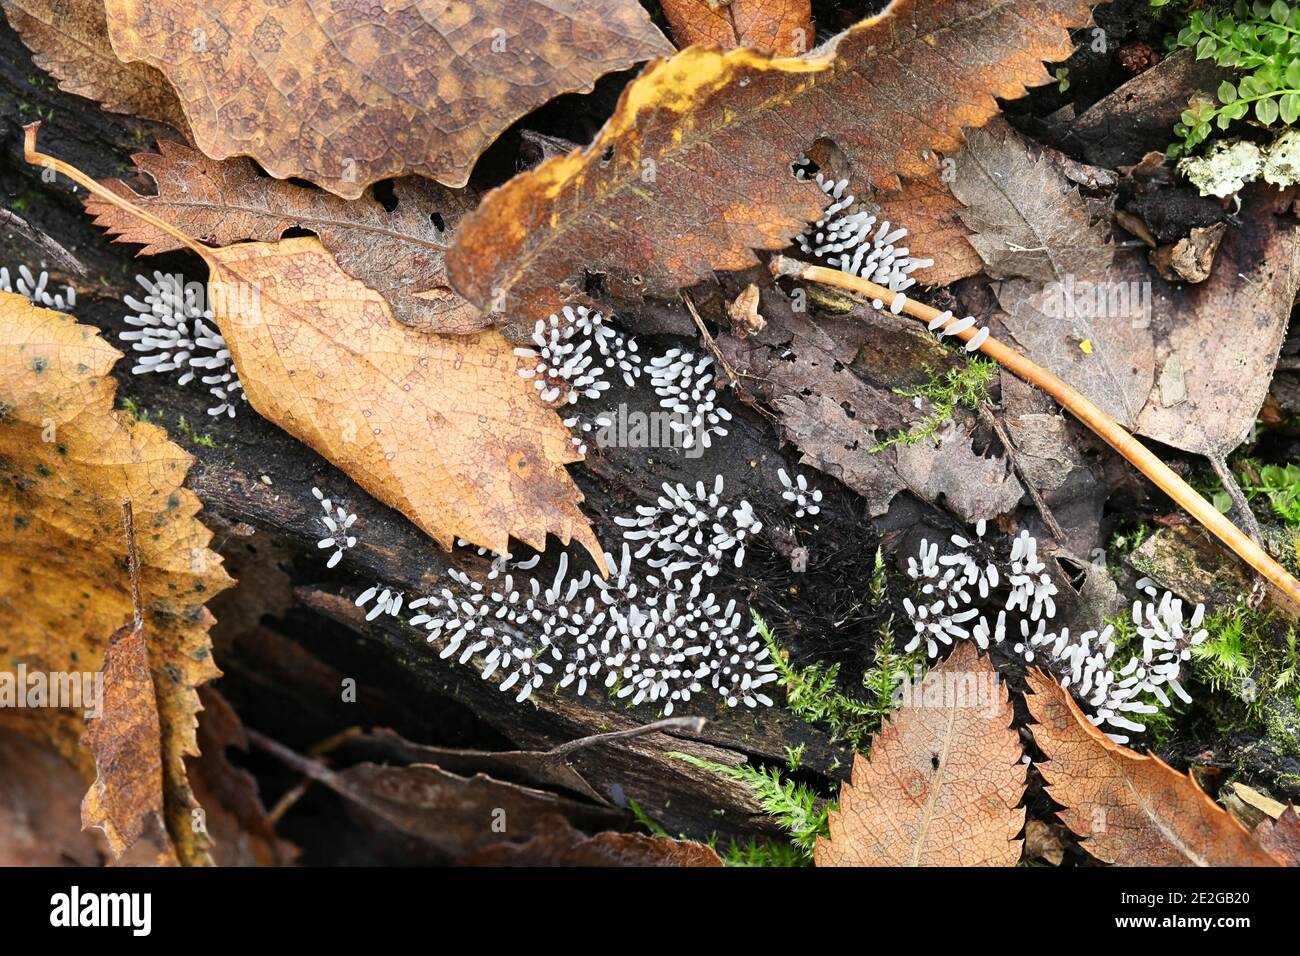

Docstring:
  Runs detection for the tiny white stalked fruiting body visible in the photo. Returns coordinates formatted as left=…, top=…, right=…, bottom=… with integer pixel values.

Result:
left=312, top=486, right=358, bottom=569
left=777, top=467, right=822, bottom=518
left=1, top=264, right=75, bottom=310
left=902, top=525, right=1209, bottom=744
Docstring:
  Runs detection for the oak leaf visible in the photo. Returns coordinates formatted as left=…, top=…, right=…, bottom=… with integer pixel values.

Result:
left=1, top=0, right=186, bottom=130
left=660, top=0, right=814, bottom=55
left=100, top=0, right=673, bottom=198
left=448, top=0, right=1101, bottom=319
left=206, top=237, right=602, bottom=562
left=815, top=643, right=1026, bottom=866
left=0, top=293, right=233, bottom=865
left=1023, top=667, right=1281, bottom=866
left=84, top=141, right=480, bottom=332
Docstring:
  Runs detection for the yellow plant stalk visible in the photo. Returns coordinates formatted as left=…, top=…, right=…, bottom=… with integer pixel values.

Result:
left=770, top=256, right=1300, bottom=610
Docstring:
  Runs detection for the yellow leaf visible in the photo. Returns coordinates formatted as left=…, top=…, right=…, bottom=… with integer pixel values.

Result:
left=0, top=292, right=232, bottom=865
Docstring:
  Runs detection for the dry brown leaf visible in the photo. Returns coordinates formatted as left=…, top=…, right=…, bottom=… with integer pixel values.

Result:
left=84, top=141, right=481, bottom=333
left=189, top=687, right=295, bottom=867
left=0, top=730, right=106, bottom=866
left=719, top=288, right=1023, bottom=523
left=1023, top=668, right=1281, bottom=866
left=1255, top=805, right=1300, bottom=866
left=463, top=813, right=723, bottom=866
left=208, top=236, right=601, bottom=561
left=101, top=0, right=673, bottom=198
left=815, top=643, right=1025, bottom=866
left=950, top=123, right=1155, bottom=428
left=660, top=0, right=814, bottom=55
left=870, top=172, right=983, bottom=287
left=0, top=292, right=232, bottom=866
left=448, top=0, right=1101, bottom=319
left=1135, top=185, right=1300, bottom=460
left=82, top=615, right=178, bottom=865
left=2, top=0, right=186, bottom=130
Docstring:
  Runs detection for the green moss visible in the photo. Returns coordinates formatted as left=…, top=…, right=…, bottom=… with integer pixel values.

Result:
left=669, top=752, right=830, bottom=864
left=753, top=607, right=924, bottom=750
left=715, top=836, right=808, bottom=867
left=175, top=415, right=216, bottom=448
left=870, top=357, right=997, bottom=453
left=1185, top=601, right=1300, bottom=757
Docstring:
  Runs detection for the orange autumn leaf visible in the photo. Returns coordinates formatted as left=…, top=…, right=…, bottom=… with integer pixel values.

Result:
left=815, top=643, right=1025, bottom=866
left=208, top=237, right=602, bottom=561
left=1024, top=668, right=1281, bottom=866
left=0, top=292, right=232, bottom=866
left=660, top=0, right=814, bottom=56
left=101, top=0, right=673, bottom=198
left=448, top=0, right=1099, bottom=319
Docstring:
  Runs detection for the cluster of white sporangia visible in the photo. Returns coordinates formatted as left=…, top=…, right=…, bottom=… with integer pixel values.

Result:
left=513, top=304, right=735, bottom=454
left=793, top=162, right=992, bottom=354
left=349, top=475, right=780, bottom=712
left=778, top=468, right=822, bottom=518
left=904, top=522, right=1209, bottom=744
left=312, top=486, right=359, bottom=569
left=648, top=350, right=732, bottom=451
left=1, top=264, right=75, bottom=310
left=119, top=272, right=246, bottom=418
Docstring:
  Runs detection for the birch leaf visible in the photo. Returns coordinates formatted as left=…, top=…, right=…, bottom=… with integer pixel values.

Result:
left=0, top=293, right=232, bottom=865
left=448, top=0, right=1103, bottom=319
left=815, top=643, right=1025, bottom=866
left=101, top=0, right=673, bottom=198
left=207, top=237, right=601, bottom=562
left=1024, top=667, right=1281, bottom=866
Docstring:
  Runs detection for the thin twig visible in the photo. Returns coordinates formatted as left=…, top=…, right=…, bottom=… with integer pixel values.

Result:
left=771, top=256, right=1300, bottom=609
left=681, top=291, right=740, bottom=389
left=545, top=716, right=706, bottom=760
left=1208, top=453, right=1263, bottom=545
left=979, top=404, right=1066, bottom=543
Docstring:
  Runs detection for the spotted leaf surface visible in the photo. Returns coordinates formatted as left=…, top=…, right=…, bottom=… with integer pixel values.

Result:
left=102, top=0, right=674, bottom=197
left=0, top=293, right=232, bottom=865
